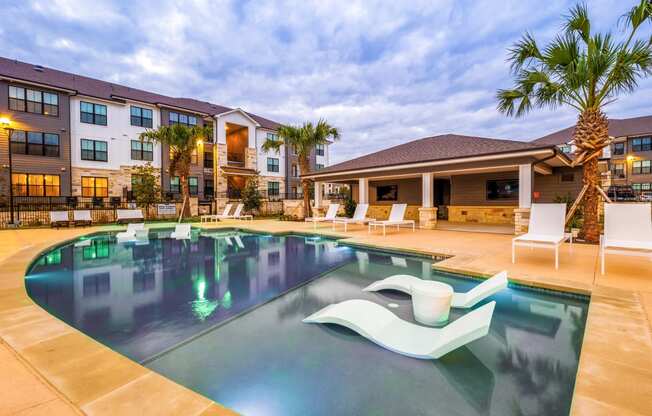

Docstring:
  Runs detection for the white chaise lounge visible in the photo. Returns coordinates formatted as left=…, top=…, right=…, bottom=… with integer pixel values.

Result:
left=171, top=224, right=192, bottom=240
left=49, top=211, right=70, bottom=228
left=363, top=271, right=508, bottom=309
left=332, top=203, right=375, bottom=231
left=303, top=299, right=496, bottom=360
left=368, top=203, right=415, bottom=236
left=305, top=203, right=340, bottom=229
left=116, top=223, right=147, bottom=242
left=116, top=209, right=144, bottom=224
left=230, top=204, right=253, bottom=221
left=600, top=203, right=652, bottom=275
left=201, top=203, right=232, bottom=223
left=512, top=203, right=571, bottom=270
left=73, top=210, right=92, bottom=226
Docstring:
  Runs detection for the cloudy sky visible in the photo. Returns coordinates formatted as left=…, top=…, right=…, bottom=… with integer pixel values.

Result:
left=2, top=0, right=651, bottom=163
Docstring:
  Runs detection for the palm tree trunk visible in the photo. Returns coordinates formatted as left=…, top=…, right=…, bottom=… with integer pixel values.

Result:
left=299, top=156, right=312, bottom=218
left=575, top=109, right=609, bottom=243
left=180, top=174, right=191, bottom=218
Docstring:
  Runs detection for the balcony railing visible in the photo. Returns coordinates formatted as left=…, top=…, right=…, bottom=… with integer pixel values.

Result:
left=227, top=152, right=245, bottom=167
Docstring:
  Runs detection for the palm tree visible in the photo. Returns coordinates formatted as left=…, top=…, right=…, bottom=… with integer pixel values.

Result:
left=497, top=1, right=652, bottom=242
left=140, top=123, right=212, bottom=218
left=262, top=119, right=339, bottom=218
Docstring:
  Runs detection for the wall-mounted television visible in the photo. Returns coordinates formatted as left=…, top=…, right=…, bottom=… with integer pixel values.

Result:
left=376, top=185, right=398, bottom=201
left=486, top=179, right=519, bottom=200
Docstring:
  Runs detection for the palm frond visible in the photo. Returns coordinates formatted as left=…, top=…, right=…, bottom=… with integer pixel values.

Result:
left=622, top=0, right=652, bottom=33
left=507, top=33, right=544, bottom=72
left=564, top=3, right=591, bottom=42
left=598, top=38, right=652, bottom=103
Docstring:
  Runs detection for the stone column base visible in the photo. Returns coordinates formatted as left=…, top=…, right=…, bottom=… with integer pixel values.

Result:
left=418, top=207, right=438, bottom=229
left=514, top=208, right=530, bottom=235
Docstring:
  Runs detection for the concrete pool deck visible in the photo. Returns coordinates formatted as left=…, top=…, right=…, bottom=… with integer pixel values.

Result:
left=0, top=220, right=651, bottom=415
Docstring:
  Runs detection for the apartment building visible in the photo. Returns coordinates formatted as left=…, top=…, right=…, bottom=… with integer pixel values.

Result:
left=285, top=142, right=332, bottom=197
left=0, top=57, right=330, bottom=203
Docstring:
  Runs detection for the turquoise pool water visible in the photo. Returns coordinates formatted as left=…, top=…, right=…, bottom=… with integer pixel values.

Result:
left=26, top=229, right=588, bottom=415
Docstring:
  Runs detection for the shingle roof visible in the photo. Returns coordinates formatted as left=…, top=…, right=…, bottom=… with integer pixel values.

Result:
left=313, top=134, right=549, bottom=175
left=0, top=56, right=281, bottom=130
left=531, top=115, right=652, bottom=146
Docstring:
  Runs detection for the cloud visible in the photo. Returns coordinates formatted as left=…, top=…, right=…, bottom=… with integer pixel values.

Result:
left=3, top=0, right=651, bottom=163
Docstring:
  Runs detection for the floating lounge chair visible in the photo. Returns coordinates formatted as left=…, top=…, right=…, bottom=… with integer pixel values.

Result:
left=368, top=203, right=416, bottom=236
left=600, top=203, right=652, bottom=275
left=171, top=223, right=192, bottom=240
left=512, top=203, right=572, bottom=270
left=116, top=209, right=144, bottom=224
left=73, top=210, right=92, bottom=226
left=331, top=203, right=375, bottom=231
left=363, top=271, right=508, bottom=309
left=116, top=223, right=146, bottom=242
left=303, top=299, right=496, bottom=360
left=305, top=203, right=340, bottom=229
left=49, top=211, right=70, bottom=228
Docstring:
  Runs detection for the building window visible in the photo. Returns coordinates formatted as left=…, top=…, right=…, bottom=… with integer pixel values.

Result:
left=204, top=179, right=214, bottom=198
left=80, top=101, right=107, bottom=125
left=170, top=177, right=180, bottom=194
left=558, top=144, right=572, bottom=154
left=612, top=162, right=625, bottom=178
left=82, top=273, right=110, bottom=296
left=81, top=177, right=109, bottom=197
left=266, top=132, right=279, bottom=141
left=189, top=177, right=198, bottom=195
left=291, top=164, right=298, bottom=177
left=10, top=130, right=59, bottom=157
left=267, top=181, right=280, bottom=196
left=632, top=160, right=651, bottom=175
left=12, top=174, right=60, bottom=196
left=632, top=137, right=652, bottom=152
left=560, top=173, right=575, bottom=182
left=267, top=157, right=279, bottom=172
left=291, top=186, right=297, bottom=195
left=191, top=149, right=198, bottom=165
left=486, top=179, right=519, bottom=200
left=81, top=139, right=108, bottom=162
left=131, top=140, right=153, bottom=161
left=316, top=144, right=325, bottom=156
left=8, top=86, right=58, bottom=116
left=130, top=106, right=153, bottom=128
left=169, top=112, right=197, bottom=126
left=613, top=142, right=625, bottom=155
left=204, top=151, right=213, bottom=169
left=316, top=163, right=324, bottom=170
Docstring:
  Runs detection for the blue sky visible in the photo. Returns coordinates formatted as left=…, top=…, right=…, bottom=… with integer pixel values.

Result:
left=2, top=0, right=651, bottom=163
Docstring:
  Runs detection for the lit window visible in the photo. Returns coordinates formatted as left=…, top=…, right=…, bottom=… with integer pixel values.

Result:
left=12, top=174, right=60, bottom=196
left=81, top=177, right=109, bottom=197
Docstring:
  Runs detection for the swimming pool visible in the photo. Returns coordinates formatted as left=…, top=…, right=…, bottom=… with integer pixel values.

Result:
left=26, top=228, right=588, bottom=415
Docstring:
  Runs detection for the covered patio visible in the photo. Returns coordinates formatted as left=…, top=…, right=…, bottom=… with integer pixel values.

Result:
left=307, top=135, right=578, bottom=234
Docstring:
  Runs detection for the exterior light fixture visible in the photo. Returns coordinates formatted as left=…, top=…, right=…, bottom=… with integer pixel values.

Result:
left=626, top=155, right=636, bottom=162
left=0, top=117, right=11, bottom=127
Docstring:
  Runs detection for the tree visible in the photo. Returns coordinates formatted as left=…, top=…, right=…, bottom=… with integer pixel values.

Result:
left=131, top=163, right=161, bottom=217
left=241, top=175, right=262, bottom=213
left=140, top=123, right=212, bottom=217
left=262, top=119, right=339, bottom=218
left=497, top=1, right=652, bottom=242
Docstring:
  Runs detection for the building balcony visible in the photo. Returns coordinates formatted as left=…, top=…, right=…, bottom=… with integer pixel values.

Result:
left=227, top=152, right=245, bottom=167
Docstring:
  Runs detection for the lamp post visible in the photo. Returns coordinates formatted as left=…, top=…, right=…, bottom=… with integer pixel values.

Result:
left=0, top=117, right=14, bottom=226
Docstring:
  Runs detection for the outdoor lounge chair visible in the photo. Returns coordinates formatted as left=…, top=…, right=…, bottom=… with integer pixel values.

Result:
left=368, top=203, right=415, bottom=236
left=331, top=203, right=375, bottom=231
left=231, top=203, right=253, bottom=221
left=363, top=270, right=508, bottom=309
left=116, top=209, right=144, bottom=224
left=600, top=203, right=652, bottom=275
left=116, top=223, right=147, bottom=243
left=201, top=203, right=232, bottom=223
left=512, top=203, right=572, bottom=270
left=73, top=210, right=92, bottom=226
left=303, top=299, right=496, bottom=360
left=171, top=223, right=192, bottom=240
left=305, top=203, right=340, bottom=229
left=217, top=203, right=235, bottom=220
left=49, top=211, right=70, bottom=228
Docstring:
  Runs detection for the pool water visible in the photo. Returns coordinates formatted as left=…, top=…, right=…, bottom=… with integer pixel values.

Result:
left=26, top=229, right=588, bottom=416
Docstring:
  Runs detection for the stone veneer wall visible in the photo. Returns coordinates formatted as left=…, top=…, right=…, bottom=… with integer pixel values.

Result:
left=514, top=208, right=530, bottom=235
left=260, top=177, right=286, bottom=194
left=448, top=205, right=516, bottom=225
left=216, top=144, right=228, bottom=195
left=71, top=166, right=160, bottom=197
left=245, top=147, right=257, bottom=170
left=367, top=205, right=420, bottom=221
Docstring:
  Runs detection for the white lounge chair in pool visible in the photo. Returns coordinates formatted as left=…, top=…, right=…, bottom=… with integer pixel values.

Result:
left=116, top=223, right=147, bottom=242
left=303, top=299, right=496, bottom=360
left=512, top=203, right=572, bottom=270
left=49, top=211, right=70, bottom=228
left=331, top=203, right=375, bottom=231
left=363, top=271, right=508, bottom=309
left=116, top=209, right=144, bottom=224
left=368, top=204, right=416, bottom=236
left=73, top=210, right=92, bottom=226
left=171, top=224, right=192, bottom=240
left=234, top=235, right=245, bottom=248
left=600, top=203, right=652, bottom=275
left=305, top=203, right=340, bottom=229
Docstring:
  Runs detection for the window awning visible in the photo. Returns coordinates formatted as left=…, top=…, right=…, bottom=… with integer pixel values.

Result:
left=220, top=166, right=258, bottom=176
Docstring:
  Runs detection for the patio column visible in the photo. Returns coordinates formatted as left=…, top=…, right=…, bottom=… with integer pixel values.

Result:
left=358, top=178, right=368, bottom=204
left=314, top=181, right=323, bottom=208
left=419, top=172, right=438, bottom=229
left=515, top=164, right=533, bottom=235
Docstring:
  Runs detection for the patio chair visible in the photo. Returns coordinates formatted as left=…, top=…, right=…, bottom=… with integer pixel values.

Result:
left=73, top=210, right=92, bottom=226
left=116, top=223, right=147, bottom=242
left=116, top=209, right=144, bottom=224
left=227, top=203, right=253, bottom=221
left=49, top=211, right=70, bottom=228
left=363, top=270, right=508, bottom=309
left=512, top=203, right=572, bottom=270
left=201, top=203, right=232, bottom=223
left=303, top=299, right=496, bottom=360
left=216, top=203, right=235, bottom=220
left=600, top=203, right=652, bottom=275
left=368, top=204, right=416, bottom=236
left=331, top=203, right=375, bottom=231
left=305, top=203, right=340, bottom=229
left=171, top=223, right=192, bottom=240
